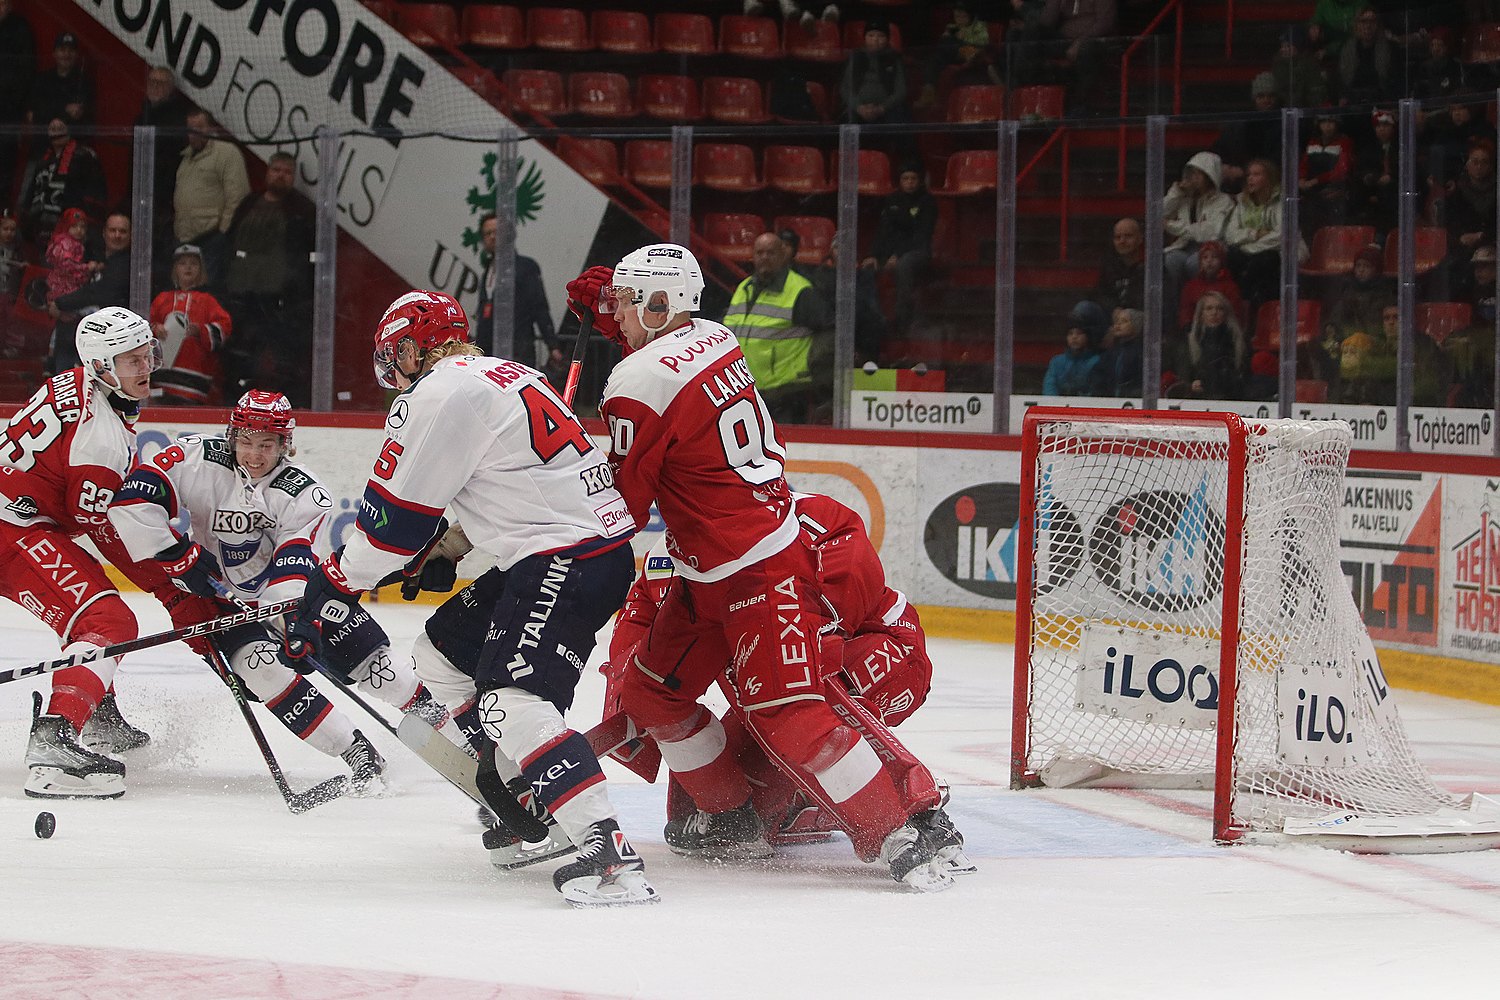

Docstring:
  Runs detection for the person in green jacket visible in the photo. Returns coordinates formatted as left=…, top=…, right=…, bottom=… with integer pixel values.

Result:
left=722, top=232, right=834, bottom=424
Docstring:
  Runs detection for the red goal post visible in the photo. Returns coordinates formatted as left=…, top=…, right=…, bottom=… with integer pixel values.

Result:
left=1010, top=407, right=1500, bottom=852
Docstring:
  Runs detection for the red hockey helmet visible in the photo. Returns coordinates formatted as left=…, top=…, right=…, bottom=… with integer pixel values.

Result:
left=373, top=290, right=470, bottom=389
left=227, top=390, right=295, bottom=461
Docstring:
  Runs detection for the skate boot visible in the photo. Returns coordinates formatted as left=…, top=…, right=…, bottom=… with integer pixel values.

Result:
left=879, top=806, right=969, bottom=892
left=80, top=691, right=152, bottom=754
left=341, top=729, right=386, bottom=796
left=663, top=798, right=773, bottom=860
left=24, top=692, right=126, bottom=799
left=552, top=819, right=659, bottom=907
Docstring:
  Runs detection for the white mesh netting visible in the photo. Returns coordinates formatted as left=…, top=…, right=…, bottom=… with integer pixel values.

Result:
left=1018, top=415, right=1460, bottom=837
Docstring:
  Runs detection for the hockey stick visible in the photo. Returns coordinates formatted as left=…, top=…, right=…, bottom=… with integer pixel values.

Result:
left=200, top=646, right=348, bottom=814
left=0, top=598, right=302, bottom=687
left=584, top=711, right=662, bottom=782
left=562, top=311, right=594, bottom=408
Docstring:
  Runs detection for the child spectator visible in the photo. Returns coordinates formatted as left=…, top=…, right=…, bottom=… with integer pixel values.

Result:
left=1178, top=241, right=1244, bottom=331
left=1414, top=27, right=1464, bottom=100
left=1179, top=290, right=1248, bottom=400
left=1224, top=159, right=1308, bottom=316
left=840, top=18, right=907, bottom=125
left=1299, top=112, right=1354, bottom=235
left=918, top=2, right=997, bottom=108
left=1271, top=25, right=1329, bottom=110
left=44, top=207, right=90, bottom=303
left=1042, top=322, right=1100, bottom=396
left=863, top=162, right=937, bottom=335
left=149, top=244, right=233, bottom=405
left=1095, top=306, right=1146, bottom=397
left=1355, top=109, right=1399, bottom=233
left=1326, top=243, right=1393, bottom=341
left=1162, top=151, right=1234, bottom=315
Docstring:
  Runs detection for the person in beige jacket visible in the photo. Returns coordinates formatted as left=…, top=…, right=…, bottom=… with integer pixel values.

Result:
left=173, top=109, right=249, bottom=284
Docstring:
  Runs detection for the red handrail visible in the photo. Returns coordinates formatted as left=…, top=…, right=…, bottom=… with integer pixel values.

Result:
left=1116, top=0, right=1184, bottom=190
left=1015, top=126, right=1073, bottom=261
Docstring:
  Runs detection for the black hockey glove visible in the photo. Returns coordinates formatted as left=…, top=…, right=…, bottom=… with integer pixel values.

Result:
left=401, top=556, right=458, bottom=601
left=285, top=554, right=362, bottom=663
left=156, top=537, right=225, bottom=600
left=398, top=517, right=461, bottom=601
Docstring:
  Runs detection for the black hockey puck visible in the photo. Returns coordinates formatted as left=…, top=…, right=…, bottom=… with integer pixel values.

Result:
left=34, top=811, right=55, bottom=839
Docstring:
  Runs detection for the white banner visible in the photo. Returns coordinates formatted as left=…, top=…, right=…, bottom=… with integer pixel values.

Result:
left=850, top=390, right=994, bottom=433
left=72, top=0, right=608, bottom=319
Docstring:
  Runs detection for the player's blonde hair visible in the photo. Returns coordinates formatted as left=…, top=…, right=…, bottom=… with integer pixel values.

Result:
left=423, top=340, right=485, bottom=369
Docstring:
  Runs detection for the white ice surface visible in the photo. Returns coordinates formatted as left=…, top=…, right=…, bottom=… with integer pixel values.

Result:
left=2, top=595, right=1499, bottom=1000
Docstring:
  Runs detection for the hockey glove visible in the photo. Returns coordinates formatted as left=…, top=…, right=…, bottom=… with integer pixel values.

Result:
left=399, top=518, right=463, bottom=600
left=285, top=554, right=362, bottom=663
left=156, top=537, right=225, bottom=600
left=565, top=265, right=624, bottom=348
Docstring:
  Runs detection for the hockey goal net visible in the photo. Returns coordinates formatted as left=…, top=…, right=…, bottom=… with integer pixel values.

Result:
left=1011, top=408, right=1500, bottom=851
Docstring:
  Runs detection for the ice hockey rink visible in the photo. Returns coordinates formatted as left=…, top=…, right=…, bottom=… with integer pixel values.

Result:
left=2, top=595, right=1499, bottom=1000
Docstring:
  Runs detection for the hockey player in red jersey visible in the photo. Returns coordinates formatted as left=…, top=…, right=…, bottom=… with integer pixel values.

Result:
left=572, top=245, right=968, bottom=891
left=286, top=290, right=657, bottom=906
left=603, top=493, right=975, bottom=878
left=0, top=307, right=167, bottom=798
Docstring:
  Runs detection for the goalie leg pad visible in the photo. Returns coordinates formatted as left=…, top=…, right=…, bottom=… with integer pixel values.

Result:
left=841, top=631, right=932, bottom=728
left=646, top=706, right=751, bottom=814
left=479, top=685, right=611, bottom=847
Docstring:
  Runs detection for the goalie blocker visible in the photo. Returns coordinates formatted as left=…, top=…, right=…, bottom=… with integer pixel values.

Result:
left=1010, top=408, right=1500, bottom=852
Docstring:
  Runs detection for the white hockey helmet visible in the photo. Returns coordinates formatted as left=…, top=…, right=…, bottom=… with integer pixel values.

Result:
left=610, top=244, right=704, bottom=332
left=76, top=306, right=160, bottom=399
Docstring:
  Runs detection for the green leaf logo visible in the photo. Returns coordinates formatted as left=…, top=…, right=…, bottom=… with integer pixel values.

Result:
left=463, top=153, right=545, bottom=253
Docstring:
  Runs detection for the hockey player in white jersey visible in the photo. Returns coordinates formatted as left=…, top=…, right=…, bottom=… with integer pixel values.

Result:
left=110, top=390, right=447, bottom=728
left=107, top=391, right=401, bottom=793
left=286, top=290, right=656, bottom=907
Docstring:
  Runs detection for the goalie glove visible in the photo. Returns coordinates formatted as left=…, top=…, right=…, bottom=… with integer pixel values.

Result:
left=565, top=265, right=625, bottom=349
left=155, top=537, right=225, bottom=600
left=285, top=552, right=362, bottom=663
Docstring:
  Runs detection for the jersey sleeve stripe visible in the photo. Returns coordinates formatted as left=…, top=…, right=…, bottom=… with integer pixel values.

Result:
left=355, top=483, right=444, bottom=557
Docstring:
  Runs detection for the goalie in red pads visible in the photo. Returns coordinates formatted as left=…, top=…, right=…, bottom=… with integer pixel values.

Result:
left=573, top=245, right=969, bottom=891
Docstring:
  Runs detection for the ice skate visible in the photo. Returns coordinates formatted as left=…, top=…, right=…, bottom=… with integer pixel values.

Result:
left=24, top=692, right=126, bottom=799
left=482, top=819, right=576, bottom=870
left=880, top=806, right=968, bottom=892
left=79, top=691, right=152, bottom=754
left=552, top=819, right=659, bottom=907
left=664, top=798, right=773, bottom=860
left=341, top=729, right=386, bottom=796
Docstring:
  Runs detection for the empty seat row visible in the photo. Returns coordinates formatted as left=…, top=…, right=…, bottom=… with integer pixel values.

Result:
left=380, top=5, right=902, bottom=60
left=702, top=213, right=836, bottom=265
left=555, top=137, right=905, bottom=197
left=502, top=70, right=827, bottom=124
left=1300, top=224, right=1450, bottom=277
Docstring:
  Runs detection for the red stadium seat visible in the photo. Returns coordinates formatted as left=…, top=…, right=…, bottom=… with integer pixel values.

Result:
left=830, top=149, right=894, bottom=196
left=639, top=74, right=702, bottom=122
left=703, top=77, right=770, bottom=124
left=396, top=3, right=460, bottom=49
left=528, top=7, right=591, bottom=51
left=843, top=20, right=903, bottom=51
left=1383, top=226, right=1448, bottom=275
left=720, top=15, right=780, bottom=59
left=1013, top=85, right=1065, bottom=121
left=593, top=10, right=653, bottom=54
left=764, top=145, right=833, bottom=194
left=703, top=212, right=766, bottom=263
left=784, top=18, right=843, bottom=62
left=695, top=143, right=763, bottom=192
left=624, top=140, right=674, bottom=188
left=1252, top=300, right=1323, bottom=350
left=501, top=69, right=567, bottom=118
left=947, top=85, right=1006, bottom=124
left=568, top=72, right=634, bottom=119
left=1465, top=22, right=1500, bottom=63
left=933, top=150, right=998, bottom=195
left=1300, top=225, right=1377, bottom=277
left=655, top=13, right=715, bottom=55
left=774, top=215, right=836, bottom=265
left=1416, top=302, right=1473, bottom=345
left=557, top=136, right=620, bottom=186
left=461, top=5, right=525, bottom=49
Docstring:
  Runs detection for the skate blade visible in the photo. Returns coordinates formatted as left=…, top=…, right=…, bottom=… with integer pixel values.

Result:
left=25, top=767, right=125, bottom=800
left=560, top=871, right=661, bottom=907
left=941, top=846, right=979, bottom=876
left=668, top=842, right=774, bottom=862
left=490, top=832, right=576, bottom=870
left=897, top=862, right=957, bottom=893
